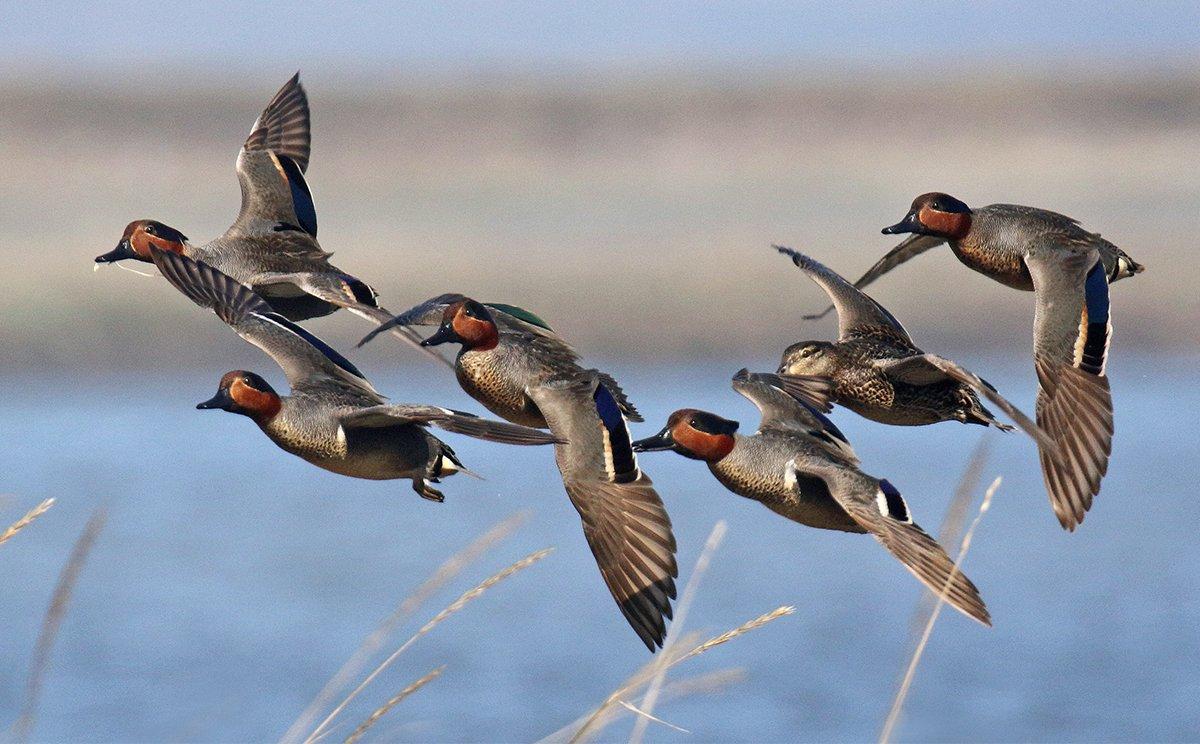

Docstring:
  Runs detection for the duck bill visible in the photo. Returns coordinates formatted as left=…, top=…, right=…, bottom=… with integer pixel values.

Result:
left=95, top=239, right=138, bottom=264
left=632, top=426, right=676, bottom=453
left=196, top=389, right=235, bottom=411
left=420, top=323, right=460, bottom=347
left=881, top=210, right=921, bottom=235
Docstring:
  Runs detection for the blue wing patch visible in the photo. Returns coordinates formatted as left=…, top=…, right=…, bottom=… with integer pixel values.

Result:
left=593, top=382, right=637, bottom=483
left=878, top=479, right=910, bottom=522
left=277, top=155, right=317, bottom=237
left=1079, top=260, right=1110, bottom=376
left=260, top=311, right=367, bottom=381
left=807, top=405, right=851, bottom=448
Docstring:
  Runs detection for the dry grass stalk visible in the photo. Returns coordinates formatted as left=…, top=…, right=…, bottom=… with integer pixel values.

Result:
left=543, top=634, right=703, bottom=743
left=677, top=606, right=795, bottom=662
left=567, top=606, right=795, bottom=743
left=909, top=437, right=990, bottom=641
left=282, top=511, right=529, bottom=744
left=306, top=547, right=554, bottom=744
left=615, top=700, right=689, bottom=734
left=0, top=498, right=55, bottom=548
left=12, top=508, right=107, bottom=742
left=659, top=668, right=747, bottom=699
left=343, top=665, right=445, bottom=744
left=629, top=520, right=727, bottom=744
left=879, top=476, right=1000, bottom=744
left=560, top=667, right=748, bottom=741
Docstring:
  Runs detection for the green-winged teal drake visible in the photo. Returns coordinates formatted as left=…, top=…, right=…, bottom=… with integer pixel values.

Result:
left=806, top=193, right=1143, bottom=530
left=148, top=249, right=556, bottom=502
left=633, top=369, right=990, bottom=626
left=361, top=295, right=676, bottom=651
left=94, top=73, right=443, bottom=366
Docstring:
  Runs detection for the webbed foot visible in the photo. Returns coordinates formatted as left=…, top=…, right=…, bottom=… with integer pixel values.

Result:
left=413, top=479, right=445, bottom=503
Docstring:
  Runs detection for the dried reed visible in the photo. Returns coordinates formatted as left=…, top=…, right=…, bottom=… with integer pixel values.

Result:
left=616, top=700, right=689, bottom=734
left=282, top=511, right=529, bottom=744
left=343, top=665, right=445, bottom=744
left=0, top=498, right=55, bottom=548
left=566, top=605, right=795, bottom=743
left=550, top=667, right=747, bottom=741
left=879, top=476, right=1000, bottom=744
left=305, top=547, right=554, bottom=744
left=629, top=520, right=727, bottom=744
left=12, top=508, right=107, bottom=742
left=908, top=437, right=990, bottom=640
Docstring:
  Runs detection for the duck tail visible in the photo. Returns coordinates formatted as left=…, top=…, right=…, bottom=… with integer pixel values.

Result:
left=1112, top=251, right=1144, bottom=282
left=434, top=444, right=483, bottom=480
left=965, top=403, right=1013, bottom=431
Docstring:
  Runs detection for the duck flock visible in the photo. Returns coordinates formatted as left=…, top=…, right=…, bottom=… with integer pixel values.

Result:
left=95, top=74, right=1144, bottom=652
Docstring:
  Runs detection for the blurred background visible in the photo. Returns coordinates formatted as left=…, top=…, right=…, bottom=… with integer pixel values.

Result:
left=1, top=2, right=1198, bottom=741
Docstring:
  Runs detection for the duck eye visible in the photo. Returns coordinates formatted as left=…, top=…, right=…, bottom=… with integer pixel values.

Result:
left=144, top=224, right=156, bottom=235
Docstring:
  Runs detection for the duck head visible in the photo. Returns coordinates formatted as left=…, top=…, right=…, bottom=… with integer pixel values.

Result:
left=633, top=409, right=738, bottom=462
left=196, top=371, right=281, bottom=422
left=882, top=192, right=972, bottom=240
left=96, top=220, right=189, bottom=264
left=778, top=340, right=839, bottom=377
left=421, top=299, right=499, bottom=351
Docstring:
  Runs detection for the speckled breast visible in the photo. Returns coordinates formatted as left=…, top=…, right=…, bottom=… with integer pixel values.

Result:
left=456, top=350, right=548, bottom=428
left=950, top=235, right=1034, bottom=291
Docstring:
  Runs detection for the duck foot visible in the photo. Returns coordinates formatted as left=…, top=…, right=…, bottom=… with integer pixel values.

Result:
left=413, top=479, right=445, bottom=503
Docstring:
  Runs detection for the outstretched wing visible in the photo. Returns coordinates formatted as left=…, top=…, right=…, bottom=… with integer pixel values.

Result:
left=358, top=294, right=568, bottom=348
left=876, top=354, right=1055, bottom=452
left=819, top=471, right=990, bottom=626
left=252, top=273, right=454, bottom=370
left=339, top=404, right=559, bottom=445
left=150, top=248, right=382, bottom=401
left=772, top=373, right=835, bottom=414
left=732, top=369, right=857, bottom=465
left=775, top=245, right=912, bottom=345
left=243, top=71, right=311, bottom=172
left=800, top=235, right=945, bottom=321
left=527, top=373, right=677, bottom=651
left=232, top=74, right=319, bottom=238
left=1027, top=246, right=1114, bottom=531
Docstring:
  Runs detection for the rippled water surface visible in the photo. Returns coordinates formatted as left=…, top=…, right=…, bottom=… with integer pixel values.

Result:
left=1, top=355, right=1196, bottom=742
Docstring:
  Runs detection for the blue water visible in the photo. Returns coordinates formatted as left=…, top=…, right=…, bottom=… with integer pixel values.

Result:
left=1, top=355, right=1197, bottom=742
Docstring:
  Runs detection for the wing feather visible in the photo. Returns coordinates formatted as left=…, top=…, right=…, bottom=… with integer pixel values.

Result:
left=338, top=404, right=559, bottom=445
left=1027, top=249, right=1114, bottom=530
left=528, top=373, right=677, bottom=651
left=798, top=235, right=945, bottom=321
left=775, top=245, right=912, bottom=343
left=824, top=476, right=990, bottom=626
left=150, top=248, right=381, bottom=400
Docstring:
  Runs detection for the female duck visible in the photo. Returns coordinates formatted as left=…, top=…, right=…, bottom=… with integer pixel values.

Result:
left=774, top=246, right=1048, bottom=438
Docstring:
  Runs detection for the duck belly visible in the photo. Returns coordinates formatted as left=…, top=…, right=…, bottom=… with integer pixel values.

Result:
left=843, top=380, right=970, bottom=426
left=272, top=421, right=430, bottom=481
